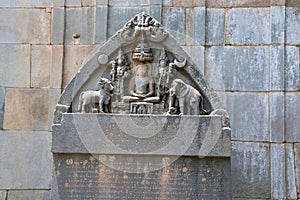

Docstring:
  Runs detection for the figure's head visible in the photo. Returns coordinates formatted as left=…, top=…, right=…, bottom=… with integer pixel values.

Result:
left=135, top=64, right=148, bottom=76
left=98, top=78, right=114, bottom=92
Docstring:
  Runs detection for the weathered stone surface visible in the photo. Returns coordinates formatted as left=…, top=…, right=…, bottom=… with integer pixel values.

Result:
left=226, top=93, right=269, bottom=141
left=0, top=9, right=50, bottom=44
left=193, top=7, right=205, bottom=45
left=8, top=190, right=50, bottom=200
left=271, top=144, right=286, bottom=199
left=185, top=8, right=194, bottom=45
left=271, top=6, right=285, bottom=44
left=191, top=46, right=204, bottom=74
left=194, top=0, right=205, bottom=6
left=286, top=8, right=300, bottom=45
left=95, top=6, right=108, bottom=44
left=286, top=144, right=297, bottom=199
left=163, top=0, right=172, bottom=6
left=3, top=89, right=51, bottom=131
left=271, top=0, right=286, bottom=5
left=66, top=0, right=81, bottom=7
left=0, top=45, right=30, bottom=87
left=0, top=131, right=52, bottom=189
left=285, top=46, right=300, bottom=91
left=109, top=0, right=149, bottom=6
left=53, top=0, right=64, bottom=6
left=294, top=143, right=300, bottom=199
left=52, top=8, right=64, bottom=45
left=270, top=93, right=284, bottom=142
left=207, top=0, right=270, bottom=7
left=232, top=141, right=270, bottom=199
left=48, top=89, right=62, bottom=131
left=225, top=8, right=269, bottom=45
left=0, top=87, right=5, bottom=130
left=50, top=46, right=64, bottom=89
left=63, top=45, right=96, bottom=88
left=205, top=46, right=269, bottom=91
left=287, top=0, right=300, bottom=7
left=108, top=7, right=147, bottom=37
left=149, top=5, right=162, bottom=23
left=65, top=8, right=95, bottom=44
left=96, top=0, right=108, bottom=5
left=206, top=8, right=225, bottom=45
left=0, top=0, right=51, bottom=7
left=82, top=0, right=96, bottom=6
left=285, top=93, right=300, bottom=142
left=271, top=45, right=284, bottom=90
left=0, top=191, right=6, bottom=200
left=173, top=0, right=194, bottom=7
left=162, top=8, right=185, bottom=45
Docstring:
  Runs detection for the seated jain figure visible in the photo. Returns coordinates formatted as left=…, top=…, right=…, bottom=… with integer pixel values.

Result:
left=123, top=64, right=159, bottom=103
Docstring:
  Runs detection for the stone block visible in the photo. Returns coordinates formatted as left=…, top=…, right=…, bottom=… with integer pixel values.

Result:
left=0, top=0, right=51, bottom=7
left=0, top=87, right=5, bottom=130
left=150, top=0, right=162, bottom=4
left=270, top=93, right=284, bottom=142
left=271, top=0, right=285, bottom=6
left=63, top=45, right=96, bottom=88
left=286, top=144, right=297, bottom=199
left=50, top=45, right=64, bottom=88
left=52, top=8, right=64, bottom=45
left=0, top=45, right=30, bottom=87
left=66, top=0, right=81, bottom=7
left=194, top=0, right=205, bottom=6
left=294, top=143, right=300, bottom=198
left=232, top=141, right=270, bottom=199
left=0, top=9, right=50, bottom=44
left=226, top=93, right=269, bottom=141
left=95, top=6, right=108, bottom=44
left=225, top=8, right=270, bottom=45
left=173, top=0, right=193, bottom=7
left=109, top=0, right=149, bottom=6
left=0, top=131, right=52, bottom=189
left=185, top=8, right=194, bottom=45
left=0, top=191, right=6, bottom=200
left=205, top=46, right=269, bottom=91
left=286, top=8, right=300, bottom=45
left=193, top=7, right=205, bottom=45
left=206, top=8, right=225, bottom=45
left=108, top=7, right=147, bottom=37
left=270, top=45, right=284, bottom=90
left=7, top=190, right=50, bottom=200
left=149, top=5, right=162, bottom=23
left=96, top=0, right=108, bottom=5
left=271, top=6, right=285, bottom=44
left=285, top=93, right=300, bottom=142
left=162, top=0, right=172, bottom=6
left=191, top=46, right=204, bottom=74
left=271, top=144, right=286, bottom=199
left=206, top=0, right=270, bottom=7
left=48, top=89, right=62, bottom=131
left=287, top=0, right=300, bottom=7
left=285, top=46, right=300, bottom=91
left=162, top=8, right=185, bottom=45
left=3, top=89, right=51, bottom=131
left=82, top=0, right=96, bottom=6
left=53, top=0, right=64, bottom=6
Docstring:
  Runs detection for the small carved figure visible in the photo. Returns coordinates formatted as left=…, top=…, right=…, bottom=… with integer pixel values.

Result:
left=168, top=79, right=206, bottom=115
left=78, top=78, right=114, bottom=113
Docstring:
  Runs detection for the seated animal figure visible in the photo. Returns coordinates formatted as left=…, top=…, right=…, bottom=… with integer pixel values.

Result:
left=168, top=79, right=206, bottom=115
left=78, top=78, right=114, bottom=113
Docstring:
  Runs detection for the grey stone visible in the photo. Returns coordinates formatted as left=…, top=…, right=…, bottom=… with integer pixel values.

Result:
left=270, top=45, right=284, bottom=90
left=270, top=93, right=284, bottom=142
left=294, top=143, right=300, bottom=198
left=52, top=8, right=65, bottom=45
left=0, top=87, right=5, bottom=130
left=271, top=6, right=285, bottom=44
left=271, top=0, right=285, bottom=6
left=232, top=141, right=270, bottom=199
left=185, top=8, right=194, bottom=45
left=285, top=46, right=300, bottom=91
left=286, top=8, right=300, bottom=45
left=206, top=8, right=225, bottom=45
left=50, top=45, right=64, bottom=89
left=150, top=0, right=163, bottom=4
left=163, top=0, right=172, bottom=6
left=286, top=144, right=297, bottom=199
left=193, top=7, right=205, bottom=45
left=271, top=144, right=286, bottom=199
left=95, top=6, right=108, bottom=44
left=206, top=0, right=270, bottom=7
left=48, top=89, right=62, bottom=131
left=52, top=0, right=64, bottom=6
left=107, top=7, right=147, bottom=37
left=225, top=8, right=269, bottom=45
left=8, top=190, right=50, bottom=200
left=173, top=0, right=194, bottom=7
left=194, top=0, right=205, bottom=6
left=205, top=46, right=269, bottom=91
left=66, top=0, right=81, bottom=7
left=150, top=5, right=162, bottom=23
left=96, top=0, right=108, bottom=5
left=82, top=0, right=96, bottom=6
left=287, top=0, right=300, bottom=7
left=191, top=46, right=204, bottom=74
left=0, top=131, right=52, bottom=189
left=162, top=8, right=185, bottom=45
left=0, top=45, right=30, bottom=87
left=0, top=9, right=50, bottom=44
left=226, top=93, right=269, bottom=141
left=0, top=0, right=51, bottom=7
left=109, top=0, right=149, bottom=6
left=285, top=93, right=300, bottom=142
left=0, top=191, right=6, bottom=200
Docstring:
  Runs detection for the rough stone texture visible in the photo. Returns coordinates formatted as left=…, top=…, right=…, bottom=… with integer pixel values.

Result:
left=0, top=0, right=52, bottom=8
left=271, top=6, right=285, bottom=44
left=48, top=89, right=62, bottom=131
left=53, top=0, right=64, bottom=6
left=194, top=0, right=205, bottom=6
left=97, top=0, right=109, bottom=5
left=82, top=0, right=96, bottom=6
left=50, top=46, right=64, bottom=89
left=285, top=46, right=300, bottom=91
left=0, top=9, right=50, bottom=44
left=270, top=45, right=284, bottom=90
left=0, top=87, right=5, bottom=130
left=271, top=144, right=285, bottom=199
left=163, top=0, right=172, bottom=6
left=109, top=0, right=150, bottom=6
left=226, top=93, right=269, bottom=141
left=287, top=0, right=300, bottom=7
left=285, top=93, right=300, bottom=142
left=3, top=89, right=51, bottom=131
left=286, top=144, right=297, bottom=199
left=205, top=46, right=269, bottom=91
left=95, top=6, right=108, bottom=44
left=294, top=143, right=300, bottom=198
left=271, top=0, right=286, bottom=5
left=162, top=7, right=185, bottom=45
left=149, top=5, right=162, bottom=23
left=191, top=46, right=204, bottom=74
left=286, top=7, right=300, bottom=45
left=206, top=0, right=270, bottom=7
left=65, top=8, right=95, bottom=45
left=0, top=191, right=6, bottom=200
left=52, top=8, right=64, bottom=45
left=206, top=8, right=225, bottom=45
left=270, top=93, right=284, bottom=142
left=225, top=8, right=269, bottom=45
left=7, top=190, right=50, bottom=200
left=66, top=0, right=81, bottom=7
left=193, top=7, right=205, bottom=45
left=63, top=45, right=97, bottom=88
left=232, top=141, right=270, bottom=199
left=185, top=8, right=194, bottom=45
left=0, top=131, right=52, bottom=189
left=0, top=45, right=30, bottom=88
left=173, top=0, right=194, bottom=7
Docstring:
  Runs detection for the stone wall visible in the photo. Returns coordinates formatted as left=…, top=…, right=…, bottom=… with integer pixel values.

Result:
left=0, top=0, right=299, bottom=199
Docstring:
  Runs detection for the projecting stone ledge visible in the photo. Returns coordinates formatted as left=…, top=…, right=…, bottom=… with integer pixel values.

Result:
left=52, top=113, right=230, bottom=157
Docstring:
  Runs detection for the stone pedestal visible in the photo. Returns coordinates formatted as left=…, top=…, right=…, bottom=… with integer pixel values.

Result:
left=51, top=114, right=231, bottom=199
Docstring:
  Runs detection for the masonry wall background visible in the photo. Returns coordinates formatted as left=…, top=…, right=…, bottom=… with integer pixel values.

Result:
left=0, top=0, right=299, bottom=199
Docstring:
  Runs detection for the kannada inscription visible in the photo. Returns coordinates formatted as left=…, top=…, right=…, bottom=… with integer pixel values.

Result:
left=54, top=154, right=231, bottom=200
